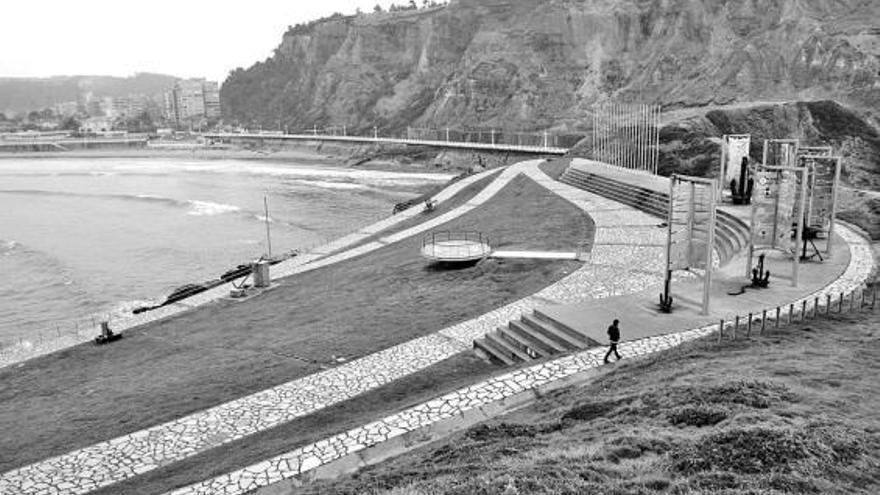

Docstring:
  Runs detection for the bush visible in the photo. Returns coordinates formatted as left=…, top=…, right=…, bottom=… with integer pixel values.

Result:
left=670, top=427, right=808, bottom=475
left=667, top=405, right=728, bottom=427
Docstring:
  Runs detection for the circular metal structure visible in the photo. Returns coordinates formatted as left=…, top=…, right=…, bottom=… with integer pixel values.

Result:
left=421, top=231, right=491, bottom=264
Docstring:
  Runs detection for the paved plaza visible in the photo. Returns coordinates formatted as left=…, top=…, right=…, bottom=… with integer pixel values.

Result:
left=0, top=159, right=874, bottom=495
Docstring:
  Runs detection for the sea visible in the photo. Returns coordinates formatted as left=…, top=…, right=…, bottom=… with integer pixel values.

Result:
left=0, top=157, right=452, bottom=348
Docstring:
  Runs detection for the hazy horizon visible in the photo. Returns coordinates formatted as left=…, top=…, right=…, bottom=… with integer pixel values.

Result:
left=0, top=0, right=406, bottom=84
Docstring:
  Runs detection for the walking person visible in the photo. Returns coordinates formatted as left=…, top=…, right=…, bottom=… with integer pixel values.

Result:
left=604, top=319, right=622, bottom=363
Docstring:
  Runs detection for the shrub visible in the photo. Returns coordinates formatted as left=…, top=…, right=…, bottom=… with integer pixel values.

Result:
left=667, top=405, right=728, bottom=427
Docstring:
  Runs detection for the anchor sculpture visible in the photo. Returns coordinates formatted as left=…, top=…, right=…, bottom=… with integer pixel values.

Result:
left=730, top=156, right=754, bottom=205
left=751, top=253, right=771, bottom=288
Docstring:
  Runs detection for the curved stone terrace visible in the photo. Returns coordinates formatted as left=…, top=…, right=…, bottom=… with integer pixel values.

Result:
left=0, top=159, right=874, bottom=495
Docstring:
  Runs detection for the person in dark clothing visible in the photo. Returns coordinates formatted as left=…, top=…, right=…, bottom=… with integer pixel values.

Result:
left=604, top=319, right=621, bottom=363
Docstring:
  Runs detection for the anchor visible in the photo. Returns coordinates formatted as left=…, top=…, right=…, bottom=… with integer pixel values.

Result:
left=750, top=253, right=771, bottom=288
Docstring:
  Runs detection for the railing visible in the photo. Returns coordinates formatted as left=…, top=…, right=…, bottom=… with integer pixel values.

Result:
left=421, top=231, right=492, bottom=260
left=716, top=285, right=878, bottom=341
left=206, top=126, right=576, bottom=154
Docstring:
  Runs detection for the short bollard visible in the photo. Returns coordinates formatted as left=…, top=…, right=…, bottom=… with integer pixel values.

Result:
left=747, top=313, right=753, bottom=337
left=839, top=292, right=844, bottom=313
left=826, top=294, right=832, bottom=315
left=733, top=315, right=739, bottom=340
left=788, top=304, right=794, bottom=324
left=813, top=297, right=819, bottom=318
left=718, top=319, right=724, bottom=342
left=761, top=309, right=767, bottom=333
left=775, top=307, right=781, bottom=329
left=801, top=300, right=807, bottom=322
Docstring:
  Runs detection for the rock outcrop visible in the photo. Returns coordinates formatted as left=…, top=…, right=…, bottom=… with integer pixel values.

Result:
left=221, top=0, right=880, bottom=133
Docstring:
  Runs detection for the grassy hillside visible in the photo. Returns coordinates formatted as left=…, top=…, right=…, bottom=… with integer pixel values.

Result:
left=301, top=308, right=880, bottom=494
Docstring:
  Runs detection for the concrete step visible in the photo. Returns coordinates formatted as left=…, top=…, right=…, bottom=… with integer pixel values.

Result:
left=520, top=313, right=588, bottom=349
left=497, top=325, right=546, bottom=359
left=531, top=310, right=601, bottom=347
left=563, top=167, right=752, bottom=266
left=473, top=336, right=517, bottom=366
left=485, top=331, right=532, bottom=362
left=509, top=320, right=568, bottom=354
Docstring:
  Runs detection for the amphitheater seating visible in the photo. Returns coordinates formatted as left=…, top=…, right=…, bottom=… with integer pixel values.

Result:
left=473, top=163, right=751, bottom=367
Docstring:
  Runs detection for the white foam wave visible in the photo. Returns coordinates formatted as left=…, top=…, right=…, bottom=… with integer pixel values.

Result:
left=293, top=179, right=368, bottom=191
left=187, top=200, right=241, bottom=216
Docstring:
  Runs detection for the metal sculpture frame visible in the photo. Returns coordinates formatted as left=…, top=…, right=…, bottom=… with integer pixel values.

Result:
left=797, top=154, right=842, bottom=257
left=762, top=139, right=800, bottom=168
left=747, top=165, right=809, bottom=287
left=719, top=134, right=751, bottom=196
left=662, top=174, right=718, bottom=315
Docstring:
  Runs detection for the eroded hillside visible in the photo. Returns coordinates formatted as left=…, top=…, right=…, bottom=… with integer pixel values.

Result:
left=221, top=0, right=880, bottom=133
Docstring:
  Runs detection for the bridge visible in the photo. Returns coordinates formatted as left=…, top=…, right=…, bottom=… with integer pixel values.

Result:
left=202, top=131, right=570, bottom=155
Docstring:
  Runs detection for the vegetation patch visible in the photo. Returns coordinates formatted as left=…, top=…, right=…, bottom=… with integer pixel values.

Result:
left=670, top=427, right=809, bottom=475
left=667, top=404, right=728, bottom=427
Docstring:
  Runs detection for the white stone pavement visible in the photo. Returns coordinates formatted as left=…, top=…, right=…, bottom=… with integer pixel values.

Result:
left=160, top=193, right=876, bottom=495
left=0, top=160, right=673, bottom=495
left=2, top=162, right=873, bottom=495
left=0, top=166, right=501, bottom=370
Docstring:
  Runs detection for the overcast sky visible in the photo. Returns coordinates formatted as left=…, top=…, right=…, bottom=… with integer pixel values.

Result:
left=0, top=0, right=402, bottom=83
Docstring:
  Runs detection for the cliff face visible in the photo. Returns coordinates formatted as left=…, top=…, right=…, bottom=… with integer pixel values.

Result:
left=221, top=0, right=880, bottom=133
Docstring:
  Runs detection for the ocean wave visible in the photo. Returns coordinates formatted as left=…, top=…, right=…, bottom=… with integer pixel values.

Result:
left=292, top=179, right=369, bottom=191
left=187, top=200, right=242, bottom=216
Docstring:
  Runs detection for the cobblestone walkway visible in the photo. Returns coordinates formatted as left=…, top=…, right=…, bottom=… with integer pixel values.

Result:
left=0, top=167, right=501, bottom=370
left=161, top=225, right=874, bottom=495
left=3, top=161, right=872, bottom=495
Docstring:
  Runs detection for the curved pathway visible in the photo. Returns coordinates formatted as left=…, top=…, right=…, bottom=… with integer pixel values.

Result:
left=0, top=159, right=672, bottom=495
left=161, top=171, right=875, bottom=495
left=5, top=161, right=872, bottom=495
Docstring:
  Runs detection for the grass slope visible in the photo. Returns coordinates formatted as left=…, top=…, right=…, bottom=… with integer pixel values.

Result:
left=301, top=310, right=880, bottom=495
left=0, top=174, right=593, bottom=472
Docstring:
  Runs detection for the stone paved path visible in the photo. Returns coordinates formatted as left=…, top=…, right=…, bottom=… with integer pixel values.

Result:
left=0, top=160, right=671, bottom=495
left=161, top=224, right=874, bottom=495
left=5, top=162, right=872, bottom=495
left=0, top=167, right=500, bottom=370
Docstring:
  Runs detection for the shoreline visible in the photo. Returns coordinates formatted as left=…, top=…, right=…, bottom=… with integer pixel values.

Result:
left=0, top=146, right=470, bottom=176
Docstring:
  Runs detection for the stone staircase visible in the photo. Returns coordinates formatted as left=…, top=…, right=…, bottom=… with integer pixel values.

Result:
left=559, top=166, right=750, bottom=266
left=473, top=310, right=599, bottom=366
left=473, top=164, right=752, bottom=367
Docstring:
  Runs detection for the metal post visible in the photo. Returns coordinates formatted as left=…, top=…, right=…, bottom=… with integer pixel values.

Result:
left=747, top=313, right=753, bottom=336
left=839, top=292, right=844, bottom=313
left=445, top=128, right=449, bottom=142
left=491, top=129, right=495, bottom=146
left=813, top=297, right=819, bottom=318
left=801, top=300, right=807, bottom=321
left=313, top=124, right=317, bottom=136
left=761, top=309, right=767, bottom=334
left=718, top=319, right=724, bottom=342
left=733, top=315, right=739, bottom=339
left=373, top=126, right=378, bottom=139
left=775, top=307, right=781, bottom=328
left=264, top=195, right=272, bottom=258
left=826, top=294, right=832, bottom=314
left=788, top=304, right=794, bottom=324
left=543, top=131, right=548, bottom=149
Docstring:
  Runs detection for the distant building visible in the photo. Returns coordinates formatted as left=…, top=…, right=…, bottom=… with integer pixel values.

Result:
left=80, top=117, right=115, bottom=134
left=164, top=79, right=221, bottom=128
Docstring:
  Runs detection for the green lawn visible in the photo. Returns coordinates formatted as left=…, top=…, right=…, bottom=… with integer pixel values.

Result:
left=300, top=309, right=880, bottom=495
left=0, top=173, right=594, bottom=472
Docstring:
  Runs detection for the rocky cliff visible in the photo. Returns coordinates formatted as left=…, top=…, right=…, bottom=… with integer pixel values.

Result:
left=221, top=0, right=880, bottom=133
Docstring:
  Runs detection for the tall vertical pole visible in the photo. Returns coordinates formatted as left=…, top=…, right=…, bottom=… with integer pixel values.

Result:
left=264, top=194, right=272, bottom=259
left=703, top=180, right=718, bottom=315
left=827, top=156, right=841, bottom=257
left=793, top=168, right=807, bottom=287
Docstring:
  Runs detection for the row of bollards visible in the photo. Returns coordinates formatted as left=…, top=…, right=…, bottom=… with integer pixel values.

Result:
left=718, top=286, right=877, bottom=342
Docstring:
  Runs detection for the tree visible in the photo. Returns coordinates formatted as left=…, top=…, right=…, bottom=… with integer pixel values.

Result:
left=60, top=116, right=80, bottom=131
left=374, top=4, right=383, bottom=12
